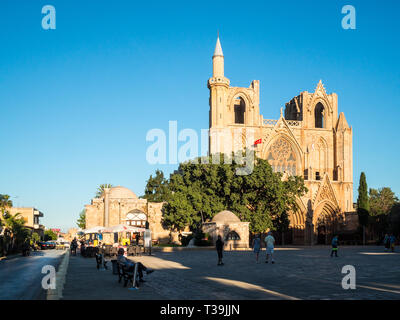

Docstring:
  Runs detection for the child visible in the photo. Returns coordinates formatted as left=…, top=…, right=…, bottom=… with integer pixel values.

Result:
left=384, top=234, right=390, bottom=252
left=331, top=235, right=339, bottom=257
left=390, top=234, right=396, bottom=252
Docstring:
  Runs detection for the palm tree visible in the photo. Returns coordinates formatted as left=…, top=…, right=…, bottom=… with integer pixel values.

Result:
left=0, top=194, right=13, bottom=216
left=95, top=184, right=113, bottom=198
left=0, top=212, right=29, bottom=254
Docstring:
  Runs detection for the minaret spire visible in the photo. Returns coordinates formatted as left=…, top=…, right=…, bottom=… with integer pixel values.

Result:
left=214, top=35, right=224, bottom=57
left=212, top=34, right=224, bottom=77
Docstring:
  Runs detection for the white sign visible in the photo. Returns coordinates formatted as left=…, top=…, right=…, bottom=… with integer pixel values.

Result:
left=144, top=229, right=152, bottom=248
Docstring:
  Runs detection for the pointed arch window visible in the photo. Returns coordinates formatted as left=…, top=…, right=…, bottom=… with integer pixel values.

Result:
left=226, top=231, right=240, bottom=241
left=234, top=97, right=245, bottom=124
left=315, top=138, right=327, bottom=177
left=315, top=102, right=324, bottom=128
left=265, top=137, right=297, bottom=175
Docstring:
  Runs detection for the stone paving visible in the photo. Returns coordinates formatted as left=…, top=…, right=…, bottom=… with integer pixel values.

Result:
left=62, top=246, right=400, bottom=300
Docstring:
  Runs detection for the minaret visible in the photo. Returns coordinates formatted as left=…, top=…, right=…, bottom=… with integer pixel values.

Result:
left=208, top=35, right=230, bottom=154
left=213, top=36, right=224, bottom=77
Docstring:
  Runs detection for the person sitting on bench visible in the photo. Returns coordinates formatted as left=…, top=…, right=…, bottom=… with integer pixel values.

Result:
left=116, top=248, right=154, bottom=282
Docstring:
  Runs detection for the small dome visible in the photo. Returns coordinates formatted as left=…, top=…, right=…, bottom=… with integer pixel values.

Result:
left=109, top=186, right=138, bottom=199
left=212, top=210, right=241, bottom=223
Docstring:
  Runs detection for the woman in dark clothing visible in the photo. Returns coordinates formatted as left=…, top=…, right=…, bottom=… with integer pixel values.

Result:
left=216, top=235, right=224, bottom=266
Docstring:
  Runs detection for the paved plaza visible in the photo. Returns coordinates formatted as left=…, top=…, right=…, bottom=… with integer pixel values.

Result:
left=62, top=246, right=400, bottom=300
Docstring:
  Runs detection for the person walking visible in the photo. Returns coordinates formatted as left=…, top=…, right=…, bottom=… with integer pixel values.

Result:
left=70, top=238, right=78, bottom=256
left=384, top=234, right=390, bottom=252
left=216, top=235, right=224, bottom=266
left=390, top=234, right=396, bottom=252
left=252, top=234, right=261, bottom=263
left=264, top=232, right=275, bottom=264
left=330, top=235, right=339, bottom=257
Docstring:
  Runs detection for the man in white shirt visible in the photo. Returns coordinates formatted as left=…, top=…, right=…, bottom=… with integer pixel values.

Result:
left=265, top=231, right=275, bottom=264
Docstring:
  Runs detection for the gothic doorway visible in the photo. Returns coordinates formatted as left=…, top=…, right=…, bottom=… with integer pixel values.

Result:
left=315, top=202, right=341, bottom=245
left=317, top=221, right=327, bottom=245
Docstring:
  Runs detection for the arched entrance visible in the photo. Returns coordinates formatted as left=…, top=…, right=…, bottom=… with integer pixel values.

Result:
left=313, top=201, right=341, bottom=245
left=123, top=209, right=147, bottom=228
left=122, top=209, right=147, bottom=245
left=316, top=216, right=328, bottom=245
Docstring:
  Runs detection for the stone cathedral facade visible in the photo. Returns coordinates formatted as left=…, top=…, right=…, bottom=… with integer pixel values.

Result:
left=208, top=37, right=357, bottom=245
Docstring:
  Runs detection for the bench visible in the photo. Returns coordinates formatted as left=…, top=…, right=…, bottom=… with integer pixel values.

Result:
left=116, top=261, right=140, bottom=288
left=127, top=245, right=142, bottom=256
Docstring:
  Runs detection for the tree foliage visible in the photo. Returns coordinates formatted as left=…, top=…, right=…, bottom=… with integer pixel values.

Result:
left=357, top=172, right=369, bottom=227
left=0, top=194, right=13, bottom=216
left=369, top=187, right=399, bottom=239
left=0, top=211, right=30, bottom=255
left=44, top=229, right=57, bottom=241
left=369, top=187, right=398, bottom=216
left=142, top=169, right=170, bottom=202
left=157, top=153, right=307, bottom=233
left=95, top=184, right=113, bottom=198
left=76, top=209, right=86, bottom=229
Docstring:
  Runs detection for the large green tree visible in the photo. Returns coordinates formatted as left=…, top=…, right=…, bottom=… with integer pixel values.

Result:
left=76, top=209, right=86, bottom=229
left=44, top=229, right=58, bottom=241
left=357, top=172, right=369, bottom=244
left=142, top=169, right=170, bottom=202
left=369, top=187, right=399, bottom=240
left=369, top=187, right=398, bottom=216
left=160, top=153, right=307, bottom=234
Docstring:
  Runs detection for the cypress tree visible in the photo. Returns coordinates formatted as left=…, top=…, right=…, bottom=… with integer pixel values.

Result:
left=357, top=172, right=369, bottom=244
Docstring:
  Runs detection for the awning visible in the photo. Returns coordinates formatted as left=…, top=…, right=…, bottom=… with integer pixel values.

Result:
left=83, top=226, right=106, bottom=234
left=101, top=224, right=146, bottom=233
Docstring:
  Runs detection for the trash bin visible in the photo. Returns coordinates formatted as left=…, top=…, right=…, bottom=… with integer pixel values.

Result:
left=111, top=259, right=118, bottom=275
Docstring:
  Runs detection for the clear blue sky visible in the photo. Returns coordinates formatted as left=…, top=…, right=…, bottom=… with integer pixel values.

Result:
left=1, top=0, right=399, bottom=232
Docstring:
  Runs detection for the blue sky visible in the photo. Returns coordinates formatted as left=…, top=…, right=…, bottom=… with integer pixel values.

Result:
left=1, top=0, right=399, bottom=232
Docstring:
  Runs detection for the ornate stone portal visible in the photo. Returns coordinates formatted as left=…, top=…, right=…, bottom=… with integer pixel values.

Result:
left=208, top=37, right=357, bottom=244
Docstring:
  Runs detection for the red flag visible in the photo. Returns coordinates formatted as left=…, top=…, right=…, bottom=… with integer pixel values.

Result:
left=254, top=138, right=262, bottom=145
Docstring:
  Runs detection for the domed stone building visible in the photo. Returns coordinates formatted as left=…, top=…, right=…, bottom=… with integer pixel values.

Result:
left=85, top=186, right=170, bottom=243
left=202, top=210, right=249, bottom=249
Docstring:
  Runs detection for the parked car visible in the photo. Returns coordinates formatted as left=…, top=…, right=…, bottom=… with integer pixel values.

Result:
left=63, top=241, right=70, bottom=248
left=46, top=241, right=56, bottom=249
left=38, top=241, right=49, bottom=250
left=56, top=241, right=70, bottom=249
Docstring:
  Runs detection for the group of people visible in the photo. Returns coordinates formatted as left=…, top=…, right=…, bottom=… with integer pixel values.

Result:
left=383, top=234, right=396, bottom=252
left=252, top=232, right=276, bottom=264
left=216, top=231, right=276, bottom=266
left=216, top=231, right=398, bottom=265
